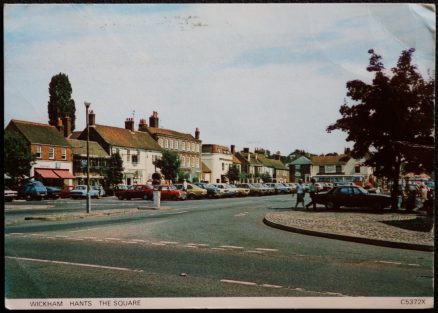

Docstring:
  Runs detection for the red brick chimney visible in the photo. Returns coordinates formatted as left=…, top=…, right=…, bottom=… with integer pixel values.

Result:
left=195, top=127, right=200, bottom=140
left=230, top=145, right=235, bottom=154
left=88, top=110, right=96, bottom=126
left=138, top=118, right=148, bottom=132
left=125, top=118, right=134, bottom=131
left=56, top=117, right=63, bottom=133
left=149, top=111, right=159, bottom=128
left=63, top=116, right=72, bottom=137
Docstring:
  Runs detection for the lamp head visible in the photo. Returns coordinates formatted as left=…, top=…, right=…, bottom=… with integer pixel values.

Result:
left=84, top=101, right=91, bottom=109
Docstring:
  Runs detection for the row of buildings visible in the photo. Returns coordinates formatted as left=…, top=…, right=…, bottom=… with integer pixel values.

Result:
left=5, top=110, right=373, bottom=188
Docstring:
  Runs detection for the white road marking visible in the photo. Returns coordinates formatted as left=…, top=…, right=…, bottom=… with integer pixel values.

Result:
left=5, top=256, right=143, bottom=273
left=255, top=248, right=278, bottom=252
left=183, top=245, right=198, bottom=248
left=376, top=261, right=402, bottom=265
left=9, top=233, right=25, bottom=235
left=93, top=239, right=104, bottom=242
left=104, top=238, right=122, bottom=241
left=80, top=236, right=96, bottom=239
left=220, top=279, right=257, bottom=286
left=160, top=241, right=178, bottom=244
left=67, top=238, right=84, bottom=241
left=261, top=284, right=283, bottom=288
left=408, top=264, right=420, bottom=267
left=211, top=248, right=226, bottom=251
left=131, top=239, right=147, bottom=242
left=151, top=243, right=166, bottom=246
left=219, top=245, right=244, bottom=249
left=121, top=241, right=138, bottom=244
left=55, top=235, right=69, bottom=238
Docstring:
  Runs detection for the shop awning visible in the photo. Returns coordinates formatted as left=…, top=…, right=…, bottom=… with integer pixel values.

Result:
left=53, top=169, right=75, bottom=179
left=35, top=169, right=59, bottom=179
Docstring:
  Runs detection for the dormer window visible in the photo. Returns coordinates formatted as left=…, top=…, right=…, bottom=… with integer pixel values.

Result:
left=36, top=146, right=42, bottom=159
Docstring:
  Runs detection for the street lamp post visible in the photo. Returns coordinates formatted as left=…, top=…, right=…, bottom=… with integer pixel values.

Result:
left=85, top=101, right=91, bottom=213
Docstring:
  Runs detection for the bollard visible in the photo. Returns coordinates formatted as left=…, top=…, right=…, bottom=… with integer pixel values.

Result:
left=153, top=190, right=161, bottom=208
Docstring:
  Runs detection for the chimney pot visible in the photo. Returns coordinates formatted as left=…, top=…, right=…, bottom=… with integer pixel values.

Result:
left=231, top=145, right=235, bottom=154
left=125, top=117, right=134, bottom=131
left=195, top=127, right=200, bottom=140
left=63, top=116, right=72, bottom=137
left=88, top=110, right=96, bottom=126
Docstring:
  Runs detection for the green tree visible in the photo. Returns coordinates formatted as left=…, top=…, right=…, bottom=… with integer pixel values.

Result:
left=327, top=49, right=434, bottom=210
left=226, top=165, right=241, bottom=183
left=260, top=172, right=272, bottom=183
left=48, top=73, right=76, bottom=130
left=153, top=150, right=181, bottom=182
left=104, top=153, right=124, bottom=191
left=4, top=132, right=36, bottom=188
left=177, top=170, right=190, bottom=182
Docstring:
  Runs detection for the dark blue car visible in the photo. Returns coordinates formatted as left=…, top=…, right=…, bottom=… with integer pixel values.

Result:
left=17, top=180, right=48, bottom=201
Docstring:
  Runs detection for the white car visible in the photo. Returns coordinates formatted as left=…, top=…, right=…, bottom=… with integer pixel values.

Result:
left=70, top=185, right=101, bottom=199
left=211, top=183, right=235, bottom=197
left=4, top=187, right=17, bottom=202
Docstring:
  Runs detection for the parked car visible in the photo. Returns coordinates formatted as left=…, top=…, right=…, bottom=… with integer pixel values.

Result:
left=211, top=183, right=236, bottom=197
left=70, top=185, right=101, bottom=199
left=158, top=185, right=187, bottom=200
left=228, top=184, right=250, bottom=197
left=283, top=183, right=297, bottom=193
left=313, top=185, right=391, bottom=210
left=117, top=184, right=153, bottom=200
left=4, top=186, right=18, bottom=202
left=17, top=180, right=48, bottom=201
left=251, top=183, right=271, bottom=195
left=60, top=185, right=75, bottom=198
left=314, top=183, right=324, bottom=192
left=194, top=182, right=222, bottom=198
left=45, top=186, right=61, bottom=199
left=265, top=183, right=290, bottom=194
left=235, top=183, right=264, bottom=196
left=174, top=183, right=207, bottom=199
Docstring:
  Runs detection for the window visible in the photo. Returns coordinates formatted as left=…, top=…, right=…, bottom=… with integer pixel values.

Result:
left=196, top=157, right=199, bottom=168
left=175, top=140, right=179, bottom=150
left=196, top=144, right=200, bottom=152
left=295, top=164, right=301, bottom=170
left=127, top=149, right=131, bottom=162
left=181, top=156, right=185, bottom=167
left=132, top=154, right=138, bottom=164
left=35, top=146, right=42, bottom=159
left=222, top=163, right=225, bottom=170
left=61, top=148, right=67, bottom=160
left=49, top=147, right=55, bottom=159
left=191, top=157, right=194, bottom=168
left=355, top=165, right=361, bottom=173
left=319, top=166, right=324, bottom=173
left=336, top=165, right=342, bottom=173
left=169, top=139, right=173, bottom=149
left=164, top=139, right=169, bottom=149
left=191, top=143, right=195, bottom=151
left=158, top=138, right=163, bottom=147
left=335, top=187, right=351, bottom=195
left=182, top=141, right=186, bottom=151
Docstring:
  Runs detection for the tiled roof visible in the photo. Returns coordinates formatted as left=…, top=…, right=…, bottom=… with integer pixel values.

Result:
left=235, top=152, right=264, bottom=166
left=147, top=127, right=199, bottom=141
left=201, top=162, right=211, bottom=173
left=67, top=139, right=109, bottom=158
left=7, top=120, right=70, bottom=147
left=232, top=154, right=241, bottom=164
left=91, top=124, right=162, bottom=151
left=311, top=154, right=350, bottom=165
left=69, top=131, right=82, bottom=139
left=257, top=154, right=288, bottom=170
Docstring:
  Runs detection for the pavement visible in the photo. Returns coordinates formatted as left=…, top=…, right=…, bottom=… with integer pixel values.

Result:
left=264, top=207, right=434, bottom=251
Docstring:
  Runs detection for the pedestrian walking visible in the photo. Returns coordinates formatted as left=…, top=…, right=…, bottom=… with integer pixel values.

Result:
left=295, top=179, right=305, bottom=209
left=183, top=179, right=188, bottom=191
left=306, top=178, right=318, bottom=210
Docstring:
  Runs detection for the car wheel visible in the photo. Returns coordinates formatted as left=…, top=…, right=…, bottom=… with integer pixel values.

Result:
left=188, top=194, right=195, bottom=200
left=326, top=201, right=338, bottom=209
left=373, top=202, right=383, bottom=210
left=118, top=196, right=124, bottom=200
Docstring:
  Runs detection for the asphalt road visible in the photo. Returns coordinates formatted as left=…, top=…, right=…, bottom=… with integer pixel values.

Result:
left=5, top=195, right=434, bottom=299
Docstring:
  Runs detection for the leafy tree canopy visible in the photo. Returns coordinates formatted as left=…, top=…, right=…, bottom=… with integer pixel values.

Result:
left=153, top=150, right=181, bottom=182
left=4, top=131, right=36, bottom=187
left=327, top=48, right=434, bottom=209
left=48, top=73, right=76, bottom=131
left=226, top=165, right=240, bottom=183
left=104, top=152, right=124, bottom=189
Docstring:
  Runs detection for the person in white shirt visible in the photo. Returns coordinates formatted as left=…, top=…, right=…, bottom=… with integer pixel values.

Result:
left=306, top=178, right=317, bottom=210
left=295, top=179, right=305, bottom=209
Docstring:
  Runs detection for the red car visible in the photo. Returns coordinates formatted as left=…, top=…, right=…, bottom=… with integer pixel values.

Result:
left=60, top=185, right=75, bottom=198
left=117, top=184, right=186, bottom=201
left=117, top=185, right=153, bottom=200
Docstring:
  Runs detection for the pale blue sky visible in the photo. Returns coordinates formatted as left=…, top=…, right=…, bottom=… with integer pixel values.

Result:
left=4, top=3, right=435, bottom=155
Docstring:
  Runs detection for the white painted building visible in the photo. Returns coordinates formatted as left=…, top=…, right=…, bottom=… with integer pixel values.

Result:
left=201, top=144, right=234, bottom=183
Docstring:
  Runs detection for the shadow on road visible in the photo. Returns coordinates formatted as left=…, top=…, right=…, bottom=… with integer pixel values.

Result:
left=380, top=216, right=434, bottom=232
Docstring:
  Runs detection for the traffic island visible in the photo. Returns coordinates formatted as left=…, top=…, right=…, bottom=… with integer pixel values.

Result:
left=264, top=211, right=434, bottom=252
